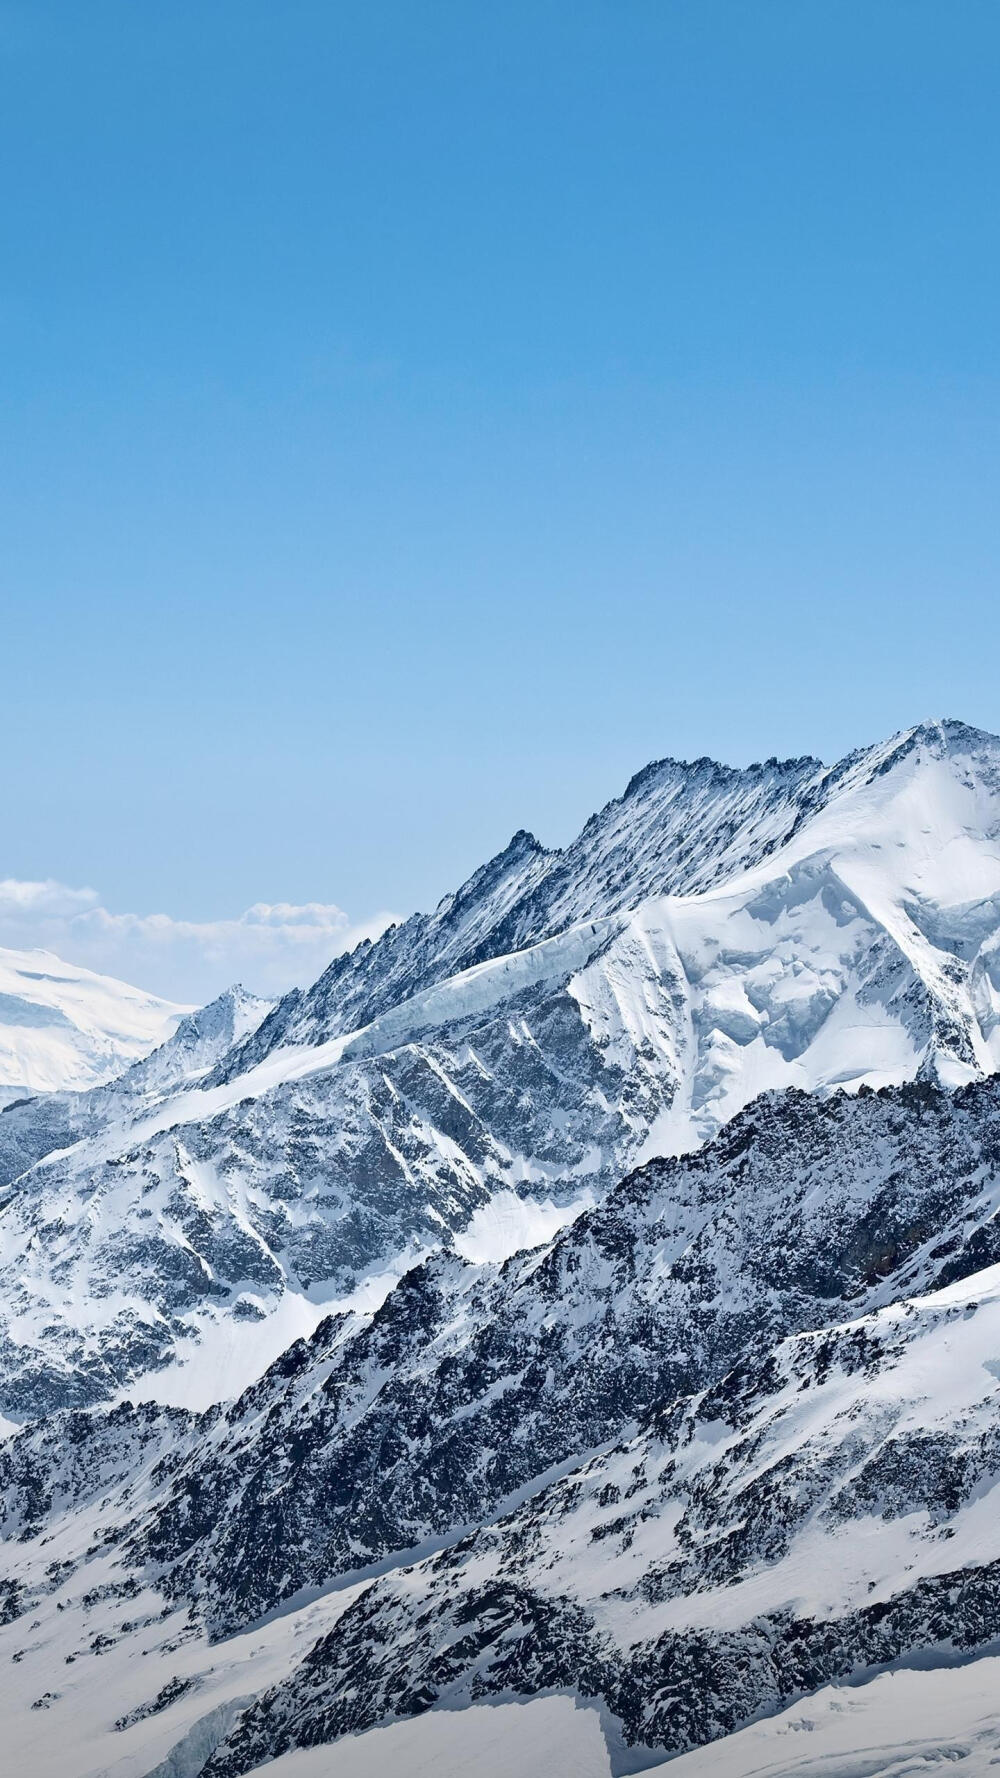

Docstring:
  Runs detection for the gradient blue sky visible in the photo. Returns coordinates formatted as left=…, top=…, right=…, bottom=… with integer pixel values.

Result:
left=3, top=2, right=999, bottom=998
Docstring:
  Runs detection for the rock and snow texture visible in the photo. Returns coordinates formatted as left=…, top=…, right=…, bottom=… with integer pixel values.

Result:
left=6, top=718, right=1000, bottom=1773
left=7, top=1074, right=1000, bottom=1774
left=0, top=945, right=189, bottom=1099
left=0, top=981, right=272, bottom=1170
left=3, top=718, right=1000, bottom=1412
left=198, top=1265, right=1000, bottom=1774
left=111, top=982, right=274, bottom=1102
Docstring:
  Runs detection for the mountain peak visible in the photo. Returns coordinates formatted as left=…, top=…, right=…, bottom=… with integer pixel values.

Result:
left=905, top=715, right=999, bottom=754
left=822, top=716, right=1000, bottom=802
left=874, top=714, right=998, bottom=759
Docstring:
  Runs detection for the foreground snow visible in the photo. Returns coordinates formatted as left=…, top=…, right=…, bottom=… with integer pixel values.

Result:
left=249, top=1699, right=611, bottom=1778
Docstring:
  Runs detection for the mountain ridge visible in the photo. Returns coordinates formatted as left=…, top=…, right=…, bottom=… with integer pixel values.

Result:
left=2, top=717, right=1000, bottom=1416
left=215, top=717, right=998, bottom=1078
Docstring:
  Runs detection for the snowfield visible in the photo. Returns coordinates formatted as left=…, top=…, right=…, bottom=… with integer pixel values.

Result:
left=655, top=1659, right=1000, bottom=1778
left=244, top=1700, right=612, bottom=1778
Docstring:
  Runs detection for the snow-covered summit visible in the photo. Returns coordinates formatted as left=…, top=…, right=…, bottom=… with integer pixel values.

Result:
left=0, top=944, right=188, bottom=1101
left=114, top=982, right=273, bottom=1099
left=211, top=747, right=829, bottom=1075
left=222, top=717, right=1000, bottom=1074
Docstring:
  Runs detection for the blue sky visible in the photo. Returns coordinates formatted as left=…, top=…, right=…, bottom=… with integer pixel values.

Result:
left=3, top=1, right=999, bottom=999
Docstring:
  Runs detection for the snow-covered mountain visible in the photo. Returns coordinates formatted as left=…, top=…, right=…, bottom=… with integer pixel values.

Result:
left=2, top=718, right=1000, bottom=1415
left=203, top=1255, right=1000, bottom=1776
left=5, top=1072, right=1000, bottom=1775
left=0, top=982, right=274, bottom=1216
left=6, top=717, right=1000, bottom=1776
left=0, top=944, right=189, bottom=1102
left=219, top=716, right=1000, bottom=1086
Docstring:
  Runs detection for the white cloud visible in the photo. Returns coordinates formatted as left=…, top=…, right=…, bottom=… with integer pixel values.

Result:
left=0, top=878, right=397, bottom=1006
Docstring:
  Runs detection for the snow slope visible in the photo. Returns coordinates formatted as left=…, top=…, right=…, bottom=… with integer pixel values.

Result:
left=0, top=945, right=188, bottom=1098
left=247, top=1701, right=612, bottom=1778
left=656, top=1659, right=1000, bottom=1778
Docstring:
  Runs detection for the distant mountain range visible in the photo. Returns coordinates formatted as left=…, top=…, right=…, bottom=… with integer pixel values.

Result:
left=4, top=718, right=1000, bottom=1778
left=0, top=944, right=188, bottom=1102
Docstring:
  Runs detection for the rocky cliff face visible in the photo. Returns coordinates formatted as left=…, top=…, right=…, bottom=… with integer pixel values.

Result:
left=5, top=1074, right=1000, bottom=1775
left=82, top=1075, right=1000, bottom=1634
left=203, top=1273, right=1000, bottom=1774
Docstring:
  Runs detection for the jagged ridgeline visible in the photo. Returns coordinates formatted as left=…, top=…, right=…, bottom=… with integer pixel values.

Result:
left=3, top=718, right=1000, bottom=1777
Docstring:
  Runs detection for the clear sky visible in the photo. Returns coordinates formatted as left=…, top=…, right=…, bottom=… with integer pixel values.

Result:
left=3, top=1, right=999, bottom=1000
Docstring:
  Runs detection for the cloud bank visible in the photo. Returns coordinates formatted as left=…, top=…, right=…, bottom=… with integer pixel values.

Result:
left=0, top=878, right=397, bottom=1006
